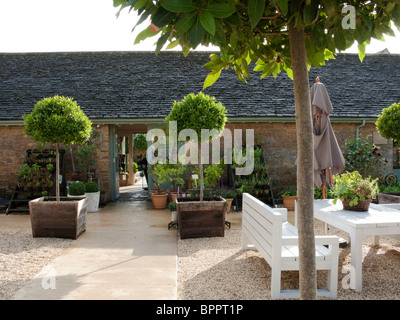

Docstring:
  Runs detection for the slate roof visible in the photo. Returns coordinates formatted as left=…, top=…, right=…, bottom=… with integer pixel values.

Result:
left=0, top=51, right=399, bottom=122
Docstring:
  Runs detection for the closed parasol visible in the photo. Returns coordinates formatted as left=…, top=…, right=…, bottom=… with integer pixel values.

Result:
left=311, top=77, right=345, bottom=198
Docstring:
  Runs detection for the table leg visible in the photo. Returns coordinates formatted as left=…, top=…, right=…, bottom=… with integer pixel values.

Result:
left=349, top=229, right=363, bottom=292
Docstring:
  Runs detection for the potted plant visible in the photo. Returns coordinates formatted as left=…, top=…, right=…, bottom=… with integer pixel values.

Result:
left=168, top=201, right=177, bottom=228
left=332, top=171, right=379, bottom=211
left=164, top=161, right=186, bottom=202
left=85, top=181, right=100, bottom=212
left=165, top=92, right=227, bottom=239
left=23, top=95, right=92, bottom=239
left=281, top=187, right=297, bottom=211
left=220, top=187, right=236, bottom=213
left=148, top=162, right=169, bottom=209
left=68, top=181, right=86, bottom=198
left=76, top=131, right=98, bottom=181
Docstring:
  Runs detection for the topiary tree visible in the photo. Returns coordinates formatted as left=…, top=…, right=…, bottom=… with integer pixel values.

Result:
left=23, top=96, right=92, bottom=201
left=133, top=133, right=148, bottom=150
left=165, top=92, right=227, bottom=201
left=376, top=102, right=400, bottom=142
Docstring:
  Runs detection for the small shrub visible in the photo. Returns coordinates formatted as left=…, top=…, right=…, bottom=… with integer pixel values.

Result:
left=69, top=181, right=86, bottom=196
left=168, top=202, right=176, bottom=212
left=85, top=181, right=99, bottom=193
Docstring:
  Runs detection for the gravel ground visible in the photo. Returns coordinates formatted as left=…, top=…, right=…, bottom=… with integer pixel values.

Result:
left=1, top=213, right=400, bottom=300
left=0, top=229, right=73, bottom=300
left=177, top=216, right=400, bottom=300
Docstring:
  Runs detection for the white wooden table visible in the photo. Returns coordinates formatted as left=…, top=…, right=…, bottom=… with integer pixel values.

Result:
left=313, top=199, right=400, bottom=292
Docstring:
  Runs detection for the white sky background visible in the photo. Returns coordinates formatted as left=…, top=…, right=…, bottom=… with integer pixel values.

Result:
left=0, top=0, right=399, bottom=54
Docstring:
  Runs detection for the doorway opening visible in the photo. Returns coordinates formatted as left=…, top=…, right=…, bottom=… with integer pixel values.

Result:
left=116, top=124, right=149, bottom=201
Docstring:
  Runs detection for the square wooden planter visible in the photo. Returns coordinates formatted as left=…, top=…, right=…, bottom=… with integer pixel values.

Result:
left=29, top=196, right=88, bottom=239
left=176, top=196, right=226, bottom=239
left=378, top=192, right=400, bottom=204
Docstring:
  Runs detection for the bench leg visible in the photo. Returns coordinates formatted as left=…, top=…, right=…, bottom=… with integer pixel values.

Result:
left=242, top=232, right=252, bottom=250
left=271, top=267, right=281, bottom=299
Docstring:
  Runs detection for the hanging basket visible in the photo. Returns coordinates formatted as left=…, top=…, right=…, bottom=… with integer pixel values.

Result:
left=342, top=199, right=372, bottom=211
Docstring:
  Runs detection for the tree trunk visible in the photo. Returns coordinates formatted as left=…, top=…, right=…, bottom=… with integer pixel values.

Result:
left=199, top=143, right=204, bottom=201
left=56, top=143, right=60, bottom=201
left=288, top=22, right=317, bottom=299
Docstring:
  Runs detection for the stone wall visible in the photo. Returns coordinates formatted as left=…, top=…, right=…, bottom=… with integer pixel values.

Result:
left=225, top=121, right=392, bottom=196
left=0, top=126, right=37, bottom=198
left=0, top=122, right=392, bottom=202
left=0, top=125, right=112, bottom=202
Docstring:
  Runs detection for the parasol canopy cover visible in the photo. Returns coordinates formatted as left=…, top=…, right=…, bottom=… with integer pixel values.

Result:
left=311, top=80, right=345, bottom=189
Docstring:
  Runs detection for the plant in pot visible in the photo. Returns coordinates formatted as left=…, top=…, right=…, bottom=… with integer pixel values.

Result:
left=68, top=181, right=86, bottom=198
left=148, top=162, right=169, bottom=209
left=85, top=181, right=100, bottom=212
left=165, top=161, right=186, bottom=202
left=76, top=132, right=98, bottom=182
left=23, top=95, right=92, bottom=239
left=168, top=201, right=177, bottom=228
left=332, top=171, right=379, bottom=211
left=220, top=187, right=237, bottom=213
left=165, top=92, right=227, bottom=239
left=281, top=187, right=297, bottom=211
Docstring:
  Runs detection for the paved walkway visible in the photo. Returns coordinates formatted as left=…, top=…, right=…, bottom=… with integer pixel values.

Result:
left=9, top=182, right=178, bottom=300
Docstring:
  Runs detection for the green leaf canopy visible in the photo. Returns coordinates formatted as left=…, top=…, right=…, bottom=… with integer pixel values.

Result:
left=115, top=0, right=400, bottom=88
left=23, top=96, right=92, bottom=146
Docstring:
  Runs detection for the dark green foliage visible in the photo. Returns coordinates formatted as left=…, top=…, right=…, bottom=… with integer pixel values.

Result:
left=69, top=181, right=86, bottom=196
left=85, top=181, right=99, bottom=193
left=343, top=135, right=387, bottom=179
left=133, top=134, right=148, bottom=150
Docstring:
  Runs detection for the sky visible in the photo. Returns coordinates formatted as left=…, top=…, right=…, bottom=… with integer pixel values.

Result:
left=0, top=0, right=399, bottom=54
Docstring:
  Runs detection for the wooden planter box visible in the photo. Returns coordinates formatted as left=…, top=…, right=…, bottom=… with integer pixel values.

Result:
left=29, top=196, right=88, bottom=239
left=177, top=196, right=226, bottom=239
left=378, top=192, right=400, bottom=204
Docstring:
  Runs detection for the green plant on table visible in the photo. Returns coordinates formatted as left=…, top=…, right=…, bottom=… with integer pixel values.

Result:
left=332, top=171, right=379, bottom=207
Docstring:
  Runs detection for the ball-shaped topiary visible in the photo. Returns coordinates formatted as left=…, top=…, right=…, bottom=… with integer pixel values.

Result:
left=85, top=181, right=99, bottom=193
left=376, top=102, right=400, bottom=141
left=166, top=92, right=227, bottom=137
left=69, top=181, right=86, bottom=196
left=23, top=96, right=92, bottom=200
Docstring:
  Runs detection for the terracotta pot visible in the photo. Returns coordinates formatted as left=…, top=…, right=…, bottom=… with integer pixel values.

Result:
left=225, top=198, right=233, bottom=213
left=151, top=192, right=168, bottom=209
left=282, top=195, right=297, bottom=211
left=342, top=199, right=371, bottom=211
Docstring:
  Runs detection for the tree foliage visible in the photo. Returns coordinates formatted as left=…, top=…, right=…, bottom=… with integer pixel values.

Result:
left=165, top=92, right=227, bottom=135
left=115, top=0, right=400, bottom=87
left=23, top=96, right=92, bottom=146
left=376, top=102, right=400, bottom=141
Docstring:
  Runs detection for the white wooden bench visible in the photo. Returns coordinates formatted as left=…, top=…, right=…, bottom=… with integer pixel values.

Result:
left=242, top=193, right=339, bottom=299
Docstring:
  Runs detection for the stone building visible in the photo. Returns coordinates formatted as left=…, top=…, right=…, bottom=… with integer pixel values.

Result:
left=0, top=51, right=399, bottom=202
